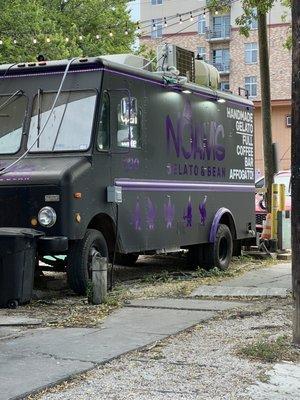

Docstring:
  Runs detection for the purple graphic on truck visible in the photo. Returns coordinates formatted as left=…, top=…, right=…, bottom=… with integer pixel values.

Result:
left=146, top=197, right=156, bottom=230
left=133, top=197, right=142, bottom=231
left=199, top=195, right=208, bottom=225
left=183, top=196, right=193, bottom=227
left=166, top=99, right=225, bottom=162
left=164, top=196, right=175, bottom=229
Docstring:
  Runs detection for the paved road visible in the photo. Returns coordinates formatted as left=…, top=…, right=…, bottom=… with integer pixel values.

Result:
left=0, top=262, right=292, bottom=400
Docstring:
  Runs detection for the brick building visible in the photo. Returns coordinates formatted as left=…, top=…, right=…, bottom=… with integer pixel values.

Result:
left=139, top=0, right=292, bottom=175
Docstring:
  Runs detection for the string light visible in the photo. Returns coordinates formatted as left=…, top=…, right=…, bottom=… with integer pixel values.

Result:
left=0, top=7, right=208, bottom=45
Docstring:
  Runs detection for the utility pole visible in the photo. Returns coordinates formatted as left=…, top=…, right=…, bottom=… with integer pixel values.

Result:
left=258, top=10, right=275, bottom=212
left=291, top=0, right=300, bottom=346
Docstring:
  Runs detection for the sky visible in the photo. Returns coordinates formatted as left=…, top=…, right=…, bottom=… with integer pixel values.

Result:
left=127, top=0, right=140, bottom=22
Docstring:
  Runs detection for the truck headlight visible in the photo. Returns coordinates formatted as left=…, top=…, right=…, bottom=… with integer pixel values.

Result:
left=38, top=207, right=57, bottom=227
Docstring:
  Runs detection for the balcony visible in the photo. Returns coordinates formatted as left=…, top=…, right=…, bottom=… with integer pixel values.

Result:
left=206, top=26, right=231, bottom=41
left=211, top=61, right=230, bottom=74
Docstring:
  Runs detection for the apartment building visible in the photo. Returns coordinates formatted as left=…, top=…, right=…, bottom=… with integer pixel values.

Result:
left=140, top=0, right=292, bottom=174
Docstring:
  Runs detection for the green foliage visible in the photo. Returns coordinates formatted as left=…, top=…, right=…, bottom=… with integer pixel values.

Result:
left=238, top=335, right=299, bottom=363
left=0, top=0, right=136, bottom=63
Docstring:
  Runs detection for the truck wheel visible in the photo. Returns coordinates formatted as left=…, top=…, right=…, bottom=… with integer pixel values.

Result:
left=67, top=229, right=108, bottom=295
left=115, top=253, right=139, bottom=266
left=203, top=224, right=233, bottom=271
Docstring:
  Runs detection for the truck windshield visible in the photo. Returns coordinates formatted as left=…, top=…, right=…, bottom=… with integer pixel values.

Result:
left=28, top=90, right=97, bottom=152
left=0, top=94, right=27, bottom=154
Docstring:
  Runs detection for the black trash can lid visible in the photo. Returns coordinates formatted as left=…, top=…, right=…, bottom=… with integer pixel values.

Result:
left=0, top=228, right=45, bottom=238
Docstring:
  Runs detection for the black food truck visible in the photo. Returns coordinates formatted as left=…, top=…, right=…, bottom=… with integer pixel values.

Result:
left=0, top=49, right=256, bottom=295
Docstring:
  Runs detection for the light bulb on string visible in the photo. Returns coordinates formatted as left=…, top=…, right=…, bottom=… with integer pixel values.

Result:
left=13, top=39, right=17, bottom=44
left=96, top=34, right=100, bottom=40
left=0, top=40, right=3, bottom=45
left=79, top=35, right=83, bottom=41
left=109, top=31, right=113, bottom=37
left=190, top=12, right=194, bottom=21
left=65, top=37, right=69, bottom=42
left=33, top=38, right=37, bottom=44
left=46, top=37, right=51, bottom=43
left=164, top=17, right=167, bottom=27
left=125, top=26, right=129, bottom=35
left=179, top=15, right=182, bottom=24
left=152, top=19, right=156, bottom=31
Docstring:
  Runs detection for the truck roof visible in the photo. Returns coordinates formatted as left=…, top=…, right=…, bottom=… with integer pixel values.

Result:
left=0, top=56, right=254, bottom=108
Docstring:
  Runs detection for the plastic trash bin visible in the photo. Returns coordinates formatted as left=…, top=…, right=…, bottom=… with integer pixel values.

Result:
left=0, top=228, right=44, bottom=308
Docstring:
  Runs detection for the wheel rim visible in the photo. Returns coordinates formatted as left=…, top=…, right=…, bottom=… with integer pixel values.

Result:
left=219, top=237, right=228, bottom=262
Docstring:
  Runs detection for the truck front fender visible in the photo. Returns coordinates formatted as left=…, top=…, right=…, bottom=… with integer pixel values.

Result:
left=209, top=208, right=237, bottom=243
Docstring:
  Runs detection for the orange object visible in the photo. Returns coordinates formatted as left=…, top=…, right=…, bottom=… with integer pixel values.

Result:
left=261, top=213, right=272, bottom=240
left=74, top=192, right=82, bottom=199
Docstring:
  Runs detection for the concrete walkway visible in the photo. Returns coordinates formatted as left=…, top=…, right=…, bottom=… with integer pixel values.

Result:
left=0, top=262, right=292, bottom=400
left=191, top=263, right=291, bottom=298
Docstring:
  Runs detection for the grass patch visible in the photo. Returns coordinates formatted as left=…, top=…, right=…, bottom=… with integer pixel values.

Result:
left=238, top=335, right=300, bottom=363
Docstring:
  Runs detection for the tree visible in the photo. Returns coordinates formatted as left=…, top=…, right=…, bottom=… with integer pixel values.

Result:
left=208, top=0, right=287, bottom=211
left=291, top=0, right=300, bottom=345
left=0, top=0, right=136, bottom=63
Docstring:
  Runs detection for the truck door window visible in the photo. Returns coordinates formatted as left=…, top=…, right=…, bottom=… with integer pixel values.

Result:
left=28, top=90, right=97, bottom=152
left=0, top=94, right=27, bottom=154
left=97, top=92, right=109, bottom=150
left=117, top=97, right=141, bottom=149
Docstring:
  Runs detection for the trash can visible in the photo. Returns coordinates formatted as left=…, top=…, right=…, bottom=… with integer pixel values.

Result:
left=0, top=228, right=44, bottom=308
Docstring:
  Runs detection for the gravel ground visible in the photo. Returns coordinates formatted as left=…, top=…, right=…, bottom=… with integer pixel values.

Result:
left=33, top=298, right=298, bottom=400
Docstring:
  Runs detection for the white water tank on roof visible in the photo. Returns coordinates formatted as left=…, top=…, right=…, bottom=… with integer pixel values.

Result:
left=101, top=54, right=152, bottom=71
left=195, top=59, right=220, bottom=90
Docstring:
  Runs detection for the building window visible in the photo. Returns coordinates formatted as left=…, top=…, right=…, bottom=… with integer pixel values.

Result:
left=286, top=115, right=292, bottom=127
left=245, top=76, right=257, bottom=97
left=211, top=15, right=231, bottom=38
left=220, top=81, right=230, bottom=92
left=245, top=43, right=258, bottom=64
left=151, top=0, right=163, bottom=5
left=198, top=15, right=206, bottom=34
left=197, top=47, right=206, bottom=60
left=212, top=49, right=230, bottom=72
left=151, top=18, right=163, bottom=39
left=249, top=8, right=258, bottom=29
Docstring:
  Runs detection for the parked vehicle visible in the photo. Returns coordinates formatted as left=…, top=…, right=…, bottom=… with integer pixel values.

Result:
left=255, top=170, right=291, bottom=231
left=0, top=53, right=256, bottom=295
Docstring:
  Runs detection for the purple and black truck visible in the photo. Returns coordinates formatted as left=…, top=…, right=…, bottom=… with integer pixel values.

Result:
left=0, top=48, right=256, bottom=295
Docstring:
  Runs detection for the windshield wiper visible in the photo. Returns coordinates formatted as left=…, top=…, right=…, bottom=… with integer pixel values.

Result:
left=0, top=90, right=23, bottom=113
left=36, top=89, right=43, bottom=148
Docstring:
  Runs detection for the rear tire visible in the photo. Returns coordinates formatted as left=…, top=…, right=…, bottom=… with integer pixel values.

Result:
left=203, top=224, right=233, bottom=271
left=66, top=229, right=108, bottom=295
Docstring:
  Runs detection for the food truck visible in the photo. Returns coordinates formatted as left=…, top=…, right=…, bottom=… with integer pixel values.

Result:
left=0, top=46, right=256, bottom=295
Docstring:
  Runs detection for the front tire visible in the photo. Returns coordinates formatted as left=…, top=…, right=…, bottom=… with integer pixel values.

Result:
left=66, top=229, right=108, bottom=295
left=203, top=224, right=233, bottom=271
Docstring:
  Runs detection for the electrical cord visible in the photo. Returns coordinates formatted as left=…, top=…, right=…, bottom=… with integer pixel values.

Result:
left=0, top=57, right=77, bottom=176
left=109, top=203, right=119, bottom=291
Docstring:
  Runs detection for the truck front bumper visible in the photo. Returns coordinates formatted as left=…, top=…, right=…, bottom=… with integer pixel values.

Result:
left=37, top=236, right=68, bottom=255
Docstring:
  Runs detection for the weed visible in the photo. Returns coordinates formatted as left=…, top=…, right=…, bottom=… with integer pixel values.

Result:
left=238, top=335, right=300, bottom=363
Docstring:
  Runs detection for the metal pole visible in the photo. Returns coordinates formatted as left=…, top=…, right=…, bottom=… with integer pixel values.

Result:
left=92, top=255, right=107, bottom=305
left=292, top=0, right=300, bottom=346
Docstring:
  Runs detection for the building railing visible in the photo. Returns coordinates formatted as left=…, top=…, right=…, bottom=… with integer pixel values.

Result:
left=206, top=26, right=231, bottom=40
left=211, top=61, right=231, bottom=73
